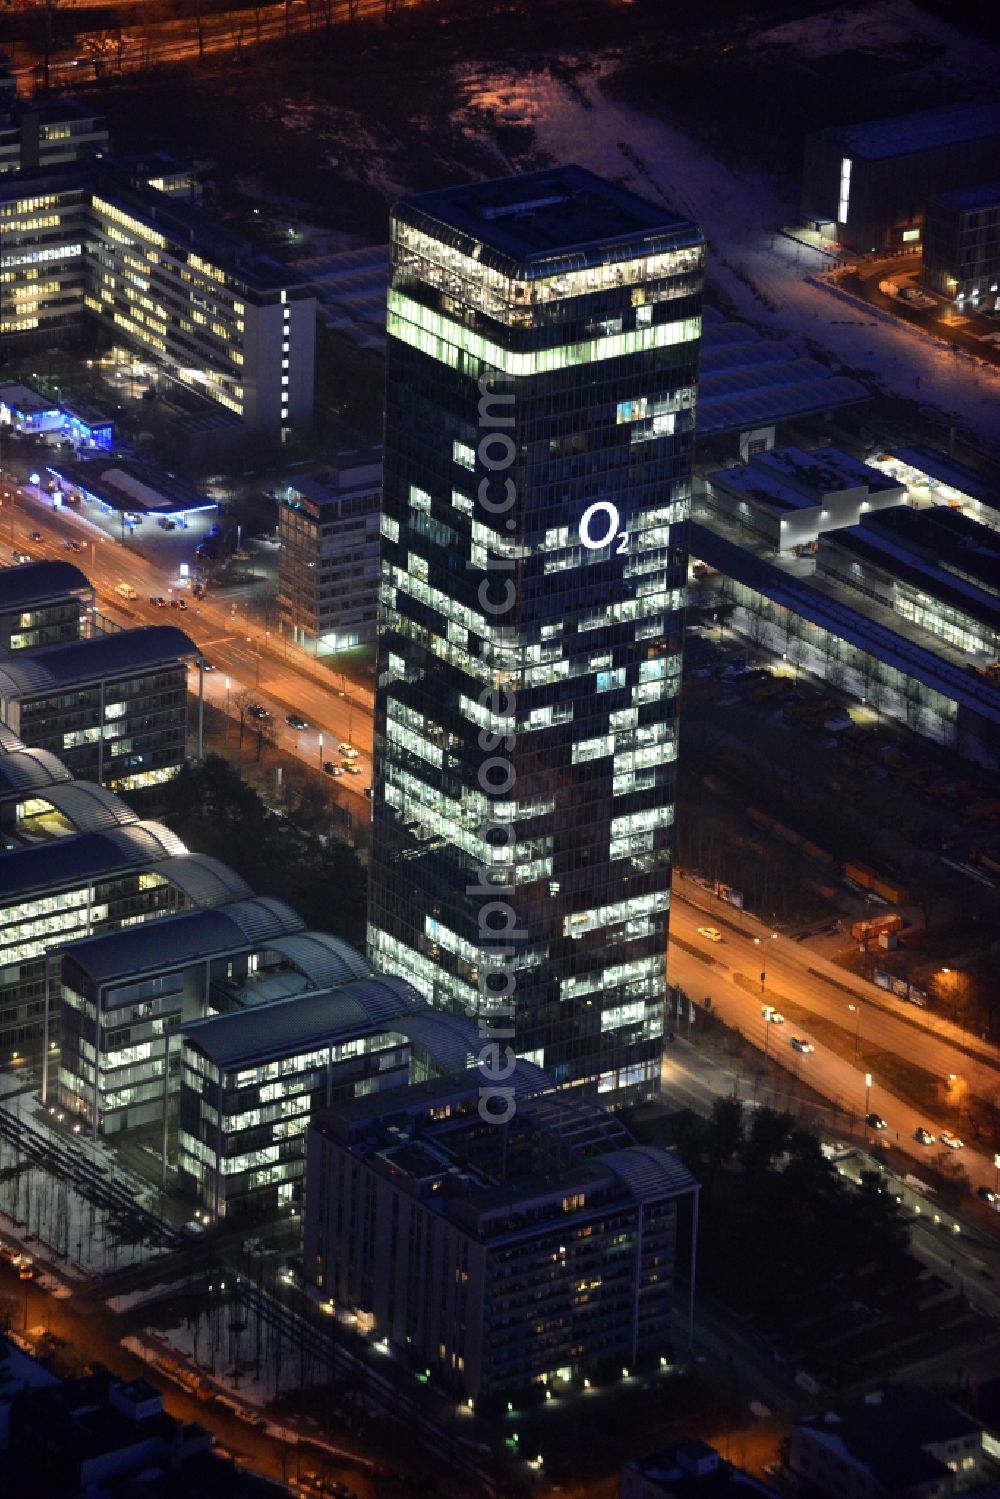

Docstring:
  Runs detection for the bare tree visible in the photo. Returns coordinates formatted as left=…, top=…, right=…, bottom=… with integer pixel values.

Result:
left=233, top=689, right=257, bottom=748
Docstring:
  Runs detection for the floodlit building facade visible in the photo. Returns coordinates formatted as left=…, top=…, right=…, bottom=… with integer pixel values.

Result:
left=368, top=165, right=705, bottom=1103
left=0, top=161, right=316, bottom=436
left=277, top=454, right=382, bottom=652
left=303, top=1073, right=699, bottom=1400
left=802, top=101, right=1000, bottom=255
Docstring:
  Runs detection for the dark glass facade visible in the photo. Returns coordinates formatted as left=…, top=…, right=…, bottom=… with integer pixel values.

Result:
left=368, top=168, right=704, bottom=1103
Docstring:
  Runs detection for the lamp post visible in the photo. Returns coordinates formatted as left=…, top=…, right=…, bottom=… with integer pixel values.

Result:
left=318, top=733, right=324, bottom=769
left=754, top=932, right=776, bottom=995
left=848, top=1003, right=861, bottom=1059
left=994, top=1152, right=1000, bottom=1193
left=864, top=1071, right=872, bottom=1130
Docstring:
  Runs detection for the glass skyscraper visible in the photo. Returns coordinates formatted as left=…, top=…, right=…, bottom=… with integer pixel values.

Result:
left=369, top=166, right=704, bottom=1103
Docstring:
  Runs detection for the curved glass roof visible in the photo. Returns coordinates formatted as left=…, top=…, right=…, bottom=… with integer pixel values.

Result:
left=266, top=931, right=374, bottom=991
left=0, top=747, right=73, bottom=799
left=153, top=853, right=253, bottom=909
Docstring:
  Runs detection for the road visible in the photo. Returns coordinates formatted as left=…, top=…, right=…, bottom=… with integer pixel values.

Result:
left=840, top=251, right=1000, bottom=369
left=0, top=469, right=375, bottom=803
left=667, top=877, right=1000, bottom=1195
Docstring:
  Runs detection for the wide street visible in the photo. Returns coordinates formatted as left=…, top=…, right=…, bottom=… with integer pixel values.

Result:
left=0, top=469, right=374, bottom=802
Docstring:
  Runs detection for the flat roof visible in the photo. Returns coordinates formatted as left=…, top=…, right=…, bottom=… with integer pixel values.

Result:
left=46, top=459, right=212, bottom=516
left=881, top=447, right=1000, bottom=514
left=813, top=100, right=1000, bottom=161
left=0, top=382, right=59, bottom=416
left=395, top=165, right=701, bottom=276
left=0, top=625, right=197, bottom=698
left=0, top=560, right=91, bottom=609
left=929, top=179, right=1000, bottom=212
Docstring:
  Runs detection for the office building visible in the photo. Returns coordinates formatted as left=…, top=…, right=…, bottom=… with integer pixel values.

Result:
left=0, top=559, right=92, bottom=651
left=177, top=969, right=431, bottom=1218
left=817, top=505, right=1000, bottom=662
left=922, top=182, right=1000, bottom=307
left=57, top=894, right=306, bottom=1135
left=704, top=447, right=905, bottom=552
left=0, top=623, right=198, bottom=792
left=802, top=101, right=1000, bottom=254
left=0, top=91, right=109, bottom=175
left=621, top=1440, right=779, bottom=1499
left=789, top=1388, right=985, bottom=1499
left=0, top=755, right=252, bottom=1057
left=277, top=454, right=382, bottom=652
left=303, top=1072, right=698, bottom=1400
left=369, top=165, right=705, bottom=1102
left=0, top=160, right=316, bottom=437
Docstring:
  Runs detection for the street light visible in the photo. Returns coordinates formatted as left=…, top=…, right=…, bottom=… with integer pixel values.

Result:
left=848, top=1002, right=861, bottom=1058
left=318, top=733, right=324, bottom=768
left=864, top=1071, right=872, bottom=1128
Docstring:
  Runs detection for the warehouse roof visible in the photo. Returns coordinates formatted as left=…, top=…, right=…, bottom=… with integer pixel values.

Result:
left=0, top=626, right=197, bottom=697
left=61, top=896, right=305, bottom=986
left=0, top=560, right=92, bottom=609
left=813, top=100, right=1000, bottom=161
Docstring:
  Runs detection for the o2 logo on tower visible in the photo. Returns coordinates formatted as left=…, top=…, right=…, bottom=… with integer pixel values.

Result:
left=578, top=501, right=628, bottom=555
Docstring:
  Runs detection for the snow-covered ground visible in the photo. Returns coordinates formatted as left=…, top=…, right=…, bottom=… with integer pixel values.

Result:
left=455, top=51, right=1000, bottom=449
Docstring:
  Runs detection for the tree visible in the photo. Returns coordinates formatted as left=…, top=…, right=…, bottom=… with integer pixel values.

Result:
left=705, top=1095, right=743, bottom=1169
left=740, top=1106, right=794, bottom=1173
left=233, top=689, right=257, bottom=748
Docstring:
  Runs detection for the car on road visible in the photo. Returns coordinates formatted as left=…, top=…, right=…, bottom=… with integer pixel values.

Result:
left=762, top=1006, right=784, bottom=1024
left=246, top=704, right=270, bottom=721
left=149, top=596, right=167, bottom=607
left=338, top=743, right=358, bottom=758
left=64, top=539, right=83, bottom=552
left=201, top=660, right=215, bottom=671
left=285, top=714, right=309, bottom=730
left=696, top=926, right=723, bottom=943
left=914, top=1127, right=935, bottom=1146
left=11, top=551, right=32, bottom=564
left=27, top=530, right=42, bottom=542
left=18, top=1256, right=34, bottom=1280
left=323, top=762, right=343, bottom=776
left=865, top=1113, right=887, bottom=1130
left=342, top=762, right=362, bottom=775
left=790, top=1037, right=814, bottom=1053
left=977, top=1187, right=998, bottom=1205
left=939, top=1131, right=964, bottom=1149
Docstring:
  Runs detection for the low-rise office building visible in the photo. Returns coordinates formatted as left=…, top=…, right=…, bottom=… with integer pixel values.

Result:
left=803, top=101, right=1000, bottom=255
left=178, top=969, right=431, bottom=1219
left=817, top=505, right=1000, bottom=663
left=922, top=181, right=1000, bottom=308
left=303, top=1076, right=699, bottom=1401
left=1, top=160, right=316, bottom=437
left=0, top=559, right=92, bottom=651
left=789, top=1387, right=985, bottom=1499
left=0, top=799, right=251, bottom=1058
left=277, top=455, right=381, bottom=652
left=0, top=624, right=198, bottom=793
left=704, top=447, right=905, bottom=552
left=0, top=93, right=109, bottom=175
left=57, top=893, right=305, bottom=1135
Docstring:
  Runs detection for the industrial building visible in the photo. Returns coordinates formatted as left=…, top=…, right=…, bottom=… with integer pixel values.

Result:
left=922, top=181, right=1000, bottom=307
left=0, top=158, right=315, bottom=437
left=621, top=1441, right=779, bottom=1499
left=369, top=164, right=705, bottom=1104
left=277, top=454, right=381, bottom=652
left=703, top=447, right=905, bottom=552
left=802, top=101, right=1000, bottom=255
left=303, top=1072, right=699, bottom=1400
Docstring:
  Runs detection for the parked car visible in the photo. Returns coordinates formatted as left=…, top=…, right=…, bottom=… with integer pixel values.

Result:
left=286, top=714, right=309, bottom=730
left=914, top=1127, right=935, bottom=1146
left=865, top=1113, right=887, bottom=1131
left=939, top=1131, right=964, bottom=1149
left=697, top=926, right=723, bottom=943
